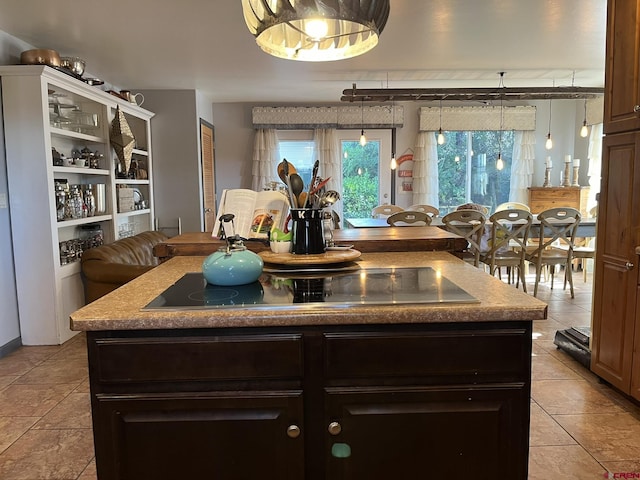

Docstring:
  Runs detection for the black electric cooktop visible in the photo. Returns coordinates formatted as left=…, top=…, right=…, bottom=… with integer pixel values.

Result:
left=143, top=267, right=478, bottom=311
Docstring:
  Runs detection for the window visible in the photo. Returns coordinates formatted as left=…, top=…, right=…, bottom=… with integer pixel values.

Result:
left=277, top=129, right=392, bottom=220
left=337, top=129, right=391, bottom=219
left=437, top=130, right=513, bottom=214
left=277, top=131, right=315, bottom=187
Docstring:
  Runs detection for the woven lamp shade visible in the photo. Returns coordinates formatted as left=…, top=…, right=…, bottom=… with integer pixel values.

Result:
left=242, top=0, right=390, bottom=61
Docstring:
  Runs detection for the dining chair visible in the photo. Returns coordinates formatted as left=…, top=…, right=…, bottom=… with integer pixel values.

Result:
left=407, top=204, right=440, bottom=217
left=455, top=203, right=489, bottom=215
left=386, top=211, right=432, bottom=226
left=525, top=207, right=581, bottom=298
left=495, top=201, right=530, bottom=212
left=556, top=205, right=596, bottom=282
left=371, top=204, right=404, bottom=218
left=479, top=209, right=533, bottom=291
left=442, top=209, right=486, bottom=267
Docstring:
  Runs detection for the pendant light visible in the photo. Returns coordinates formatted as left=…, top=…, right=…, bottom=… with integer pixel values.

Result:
left=359, top=99, right=367, bottom=146
left=545, top=98, right=553, bottom=150
left=242, top=0, right=390, bottom=62
left=496, top=72, right=505, bottom=171
left=580, top=99, right=589, bottom=138
left=390, top=103, right=397, bottom=169
left=437, top=99, right=445, bottom=145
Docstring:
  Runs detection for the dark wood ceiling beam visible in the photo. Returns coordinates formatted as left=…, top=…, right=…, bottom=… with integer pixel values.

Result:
left=341, top=86, right=605, bottom=102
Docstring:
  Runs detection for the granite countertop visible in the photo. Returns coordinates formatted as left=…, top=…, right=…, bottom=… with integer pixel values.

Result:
left=70, top=252, right=547, bottom=331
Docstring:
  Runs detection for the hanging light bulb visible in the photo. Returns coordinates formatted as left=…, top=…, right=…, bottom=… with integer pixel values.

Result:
left=496, top=74, right=505, bottom=171
left=390, top=155, right=397, bottom=170
left=359, top=99, right=367, bottom=146
left=545, top=98, right=553, bottom=150
left=580, top=99, right=589, bottom=138
left=437, top=99, right=445, bottom=145
left=357, top=167, right=362, bottom=175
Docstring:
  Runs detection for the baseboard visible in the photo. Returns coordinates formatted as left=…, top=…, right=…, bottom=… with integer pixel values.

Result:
left=0, top=336, right=23, bottom=359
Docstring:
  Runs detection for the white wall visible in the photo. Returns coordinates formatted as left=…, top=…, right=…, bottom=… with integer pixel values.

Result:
left=140, top=89, right=208, bottom=233
left=0, top=31, right=35, bottom=352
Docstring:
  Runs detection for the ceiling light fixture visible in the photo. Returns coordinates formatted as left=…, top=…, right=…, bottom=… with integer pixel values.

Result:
left=360, top=99, right=367, bottom=146
left=437, top=99, right=446, bottom=145
left=545, top=98, right=553, bottom=150
left=242, top=0, right=390, bottom=62
left=580, top=99, right=589, bottom=138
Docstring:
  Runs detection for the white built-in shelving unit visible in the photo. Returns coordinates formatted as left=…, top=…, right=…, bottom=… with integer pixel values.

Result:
left=0, top=65, right=155, bottom=345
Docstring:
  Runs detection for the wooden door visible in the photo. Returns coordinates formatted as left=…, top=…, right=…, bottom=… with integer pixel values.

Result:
left=603, top=0, right=640, bottom=134
left=591, top=132, right=640, bottom=392
left=200, top=120, right=216, bottom=232
left=324, top=385, right=530, bottom=480
left=631, top=284, right=640, bottom=400
left=92, top=391, right=304, bottom=480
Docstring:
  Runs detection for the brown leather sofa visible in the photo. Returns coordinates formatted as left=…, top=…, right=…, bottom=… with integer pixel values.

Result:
left=81, top=230, right=169, bottom=303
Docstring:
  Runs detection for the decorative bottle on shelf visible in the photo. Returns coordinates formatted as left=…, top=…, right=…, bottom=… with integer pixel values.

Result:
left=84, top=186, right=96, bottom=217
left=68, top=186, right=85, bottom=219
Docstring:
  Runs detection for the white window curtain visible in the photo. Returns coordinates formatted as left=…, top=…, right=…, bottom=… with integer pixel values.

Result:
left=313, top=128, right=343, bottom=221
left=251, top=128, right=279, bottom=191
left=509, top=130, right=536, bottom=204
left=586, top=123, right=603, bottom=214
left=412, top=131, right=439, bottom=208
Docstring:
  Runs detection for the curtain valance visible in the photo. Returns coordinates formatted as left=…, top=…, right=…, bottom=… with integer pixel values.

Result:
left=252, top=106, right=404, bottom=129
left=419, top=105, right=537, bottom=131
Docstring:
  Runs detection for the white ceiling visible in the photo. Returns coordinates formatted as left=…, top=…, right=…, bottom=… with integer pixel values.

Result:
left=0, top=0, right=607, bottom=103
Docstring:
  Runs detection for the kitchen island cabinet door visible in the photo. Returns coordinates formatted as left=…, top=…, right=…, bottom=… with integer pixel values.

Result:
left=324, top=385, right=529, bottom=480
left=91, top=391, right=304, bottom=480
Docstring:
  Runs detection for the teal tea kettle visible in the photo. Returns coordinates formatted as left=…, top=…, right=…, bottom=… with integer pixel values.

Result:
left=202, top=214, right=264, bottom=286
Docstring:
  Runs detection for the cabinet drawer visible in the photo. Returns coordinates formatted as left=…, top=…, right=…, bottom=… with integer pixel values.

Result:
left=324, top=329, right=530, bottom=382
left=92, top=334, right=303, bottom=383
left=528, top=187, right=588, bottom=215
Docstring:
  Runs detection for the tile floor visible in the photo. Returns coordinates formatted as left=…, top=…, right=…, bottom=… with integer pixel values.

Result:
left=0, top=271, right=639, bottom=479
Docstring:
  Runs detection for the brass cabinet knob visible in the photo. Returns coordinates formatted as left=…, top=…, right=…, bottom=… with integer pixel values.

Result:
left=626, top=261, right=634, bottom=270
left=328, top=421, right=342, bottom=436
left=634, top=105, right=640, bottom=112
left=286, top=425, right=301, bottom=438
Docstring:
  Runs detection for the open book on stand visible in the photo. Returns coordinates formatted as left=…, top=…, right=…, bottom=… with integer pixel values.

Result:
left=213, top=189, right=290, bottom=240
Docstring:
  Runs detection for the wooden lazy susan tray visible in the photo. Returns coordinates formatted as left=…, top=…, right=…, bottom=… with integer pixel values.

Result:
left=259, top=249, right=361, bottom=266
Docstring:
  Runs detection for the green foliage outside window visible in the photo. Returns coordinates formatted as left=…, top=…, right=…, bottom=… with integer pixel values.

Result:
left=341, top=140, right=380, bottom=219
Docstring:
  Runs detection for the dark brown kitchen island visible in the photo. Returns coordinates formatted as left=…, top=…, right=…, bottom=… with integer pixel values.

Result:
left=71, top=252, right=546, bottom=480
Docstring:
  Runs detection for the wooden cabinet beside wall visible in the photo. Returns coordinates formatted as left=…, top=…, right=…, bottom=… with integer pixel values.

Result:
left=527, top=187, right=590, bottom=216
left=591, top=0, right=640, bottom=401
